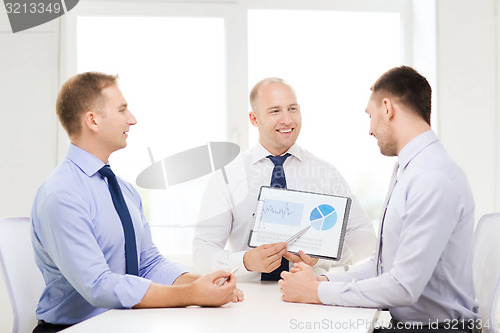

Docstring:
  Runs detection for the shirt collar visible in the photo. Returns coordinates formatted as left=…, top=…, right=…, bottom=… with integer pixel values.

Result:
left=398, top=130, right=439, bottom=171
left=251, top=142, right=303, bottom=165
left=66, top=143, right=107, bottom=178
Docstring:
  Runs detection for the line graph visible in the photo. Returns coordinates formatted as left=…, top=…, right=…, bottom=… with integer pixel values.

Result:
left=260, top=199, right=303, bottom=226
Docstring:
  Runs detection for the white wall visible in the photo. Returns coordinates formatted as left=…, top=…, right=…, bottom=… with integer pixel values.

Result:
left=1, top=1, right=499, bottom=331
left=436, top=0, right=499, bottom=222
left=0, top=8, right=60, bottom=332
left=0, top=19, right=60, bottom=218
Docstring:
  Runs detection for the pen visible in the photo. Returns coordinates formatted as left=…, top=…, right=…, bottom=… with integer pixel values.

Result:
left=285, top=225, right=311, bottom=244
left=218, top=267, right=239, bottom=286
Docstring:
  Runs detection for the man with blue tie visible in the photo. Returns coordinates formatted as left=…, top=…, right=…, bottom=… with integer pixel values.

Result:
left=279, top=66, right=479, bottom=331
left=193, top=77, right=376, bottom=281
left=31, top=72, right=242, bottom=333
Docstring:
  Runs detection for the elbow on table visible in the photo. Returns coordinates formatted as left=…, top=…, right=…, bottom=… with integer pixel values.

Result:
left=390, top=281, right=420, bottom=307
left=85, top=288, right=122, bottom=309
left=82, top=277, right=124, bottom=309
left=393, top=290, right=418, bottom=307
left=81, top=294, right=119, bottom=309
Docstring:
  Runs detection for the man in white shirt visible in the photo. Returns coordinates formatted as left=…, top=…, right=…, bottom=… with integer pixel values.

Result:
left=279, top=67, right=479, bottom=330
left=193, top=77, right=376, bottom=281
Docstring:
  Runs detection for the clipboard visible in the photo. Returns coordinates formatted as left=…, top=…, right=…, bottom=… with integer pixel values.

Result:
left=247, top=186, right=351, bottom=261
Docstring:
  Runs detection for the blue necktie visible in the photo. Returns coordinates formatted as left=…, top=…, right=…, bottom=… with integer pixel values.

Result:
left=267, top=153, right=290, bottom=188
left=261, top=153, right=291, bottom=281
left=99, top=165, right=139, bottom=276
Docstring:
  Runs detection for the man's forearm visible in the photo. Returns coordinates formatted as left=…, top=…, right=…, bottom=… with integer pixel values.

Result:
left=133, top=282, right=195, bottom=308
left=133, top=271, right=237, bottom=308
left=173, top=272, right=200, bottom=285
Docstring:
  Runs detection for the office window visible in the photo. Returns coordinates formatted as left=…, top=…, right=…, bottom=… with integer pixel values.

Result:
left=77, top=16, right=226, bottom=256
left=72, top=2, right=408, bottom=258
left=248, top=9, right=401, bottom=221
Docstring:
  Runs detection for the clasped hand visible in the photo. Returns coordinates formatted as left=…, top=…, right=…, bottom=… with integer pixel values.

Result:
left=278, top=262, right=326, bottom=304
left=193, top=270, right=244, bottom=305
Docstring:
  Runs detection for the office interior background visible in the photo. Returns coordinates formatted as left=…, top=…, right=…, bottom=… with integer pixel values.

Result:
left=1, top=0, right=499, bottom=330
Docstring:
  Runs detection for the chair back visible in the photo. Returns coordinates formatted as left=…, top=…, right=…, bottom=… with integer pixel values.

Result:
left=473, top=213, right=500, bottom=333
left=0, top=217, right=44, bottom=333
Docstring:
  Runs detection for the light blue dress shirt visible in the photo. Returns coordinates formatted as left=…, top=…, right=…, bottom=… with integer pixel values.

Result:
left=318, top=130, right=479, bottom=323
left=31, top=144, right=188, bottom=325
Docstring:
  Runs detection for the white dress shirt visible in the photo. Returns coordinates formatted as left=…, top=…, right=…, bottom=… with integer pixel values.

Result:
left=193, top=143, right=376, bottom=281
left=318, top=130, right=479, bottom=322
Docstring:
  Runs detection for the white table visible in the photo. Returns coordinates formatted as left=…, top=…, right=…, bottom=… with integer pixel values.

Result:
left=63, top=282, right=380, bottom=333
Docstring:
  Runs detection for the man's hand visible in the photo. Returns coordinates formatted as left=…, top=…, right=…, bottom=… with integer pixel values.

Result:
left=243, top=242, right=287, bottom=273
left=214, top=271, right=245, bottom=303
left=232, top=287, right=244, bottom=303
left=278, top=262, right=322, bottom=304
left=284, top=250, right=319, bottom=266
left=134, top=270, right=243, bottom=308
left=190, top=270, right=241, bottom=306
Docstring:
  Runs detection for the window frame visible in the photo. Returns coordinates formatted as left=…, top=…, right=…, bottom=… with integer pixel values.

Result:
left=58, top=0, right=414, bottom=257
left=58, top=0, right=412, bottom=162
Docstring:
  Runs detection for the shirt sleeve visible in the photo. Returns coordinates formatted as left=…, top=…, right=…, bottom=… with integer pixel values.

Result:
left=317, top=171, right=462, bottom=308
left=37, top=189, right=152, bottom=309
left=193, top=170, right=254, bottom=277
left=193, top=171, right=234, bottom=271
left=322, top=255, right=375, bottom=283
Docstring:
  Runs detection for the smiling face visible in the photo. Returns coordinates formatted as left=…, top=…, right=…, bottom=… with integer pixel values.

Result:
left=96, top=84, right=137, bottom=154
left=249, top=82, right=302, bottom=156
left=365, top=92, right=397, bottom=157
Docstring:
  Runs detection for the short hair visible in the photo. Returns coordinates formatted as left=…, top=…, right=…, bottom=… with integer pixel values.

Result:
left=371, top=66, right=432, bottom=125
left=249, top=77, right=296, bottom=113
left=56, top=72, right=118, bottom=137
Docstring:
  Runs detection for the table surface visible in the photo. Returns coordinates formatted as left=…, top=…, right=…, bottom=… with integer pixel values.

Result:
left=63, top=281, right=379, bottom=333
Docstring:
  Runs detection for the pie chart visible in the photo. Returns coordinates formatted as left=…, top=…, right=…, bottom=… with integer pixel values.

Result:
left=309, top=204, right=337, bottom=231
